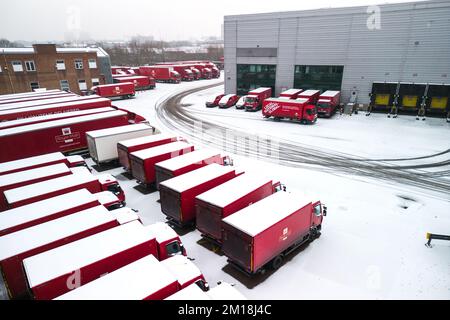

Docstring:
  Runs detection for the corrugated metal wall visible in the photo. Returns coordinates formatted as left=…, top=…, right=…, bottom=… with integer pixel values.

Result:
left=224, top=0, right=450, bottom=104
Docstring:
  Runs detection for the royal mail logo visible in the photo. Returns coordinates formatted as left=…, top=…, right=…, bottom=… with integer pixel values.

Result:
left=279, top=227, right=291, bottom=241
left=264, top=102, right=280, bottom=114
left=114, top=87, right=122, bottom=94
left=61, top=127, right=71, bottom=135
left=151, top=70, right=156, bottom=77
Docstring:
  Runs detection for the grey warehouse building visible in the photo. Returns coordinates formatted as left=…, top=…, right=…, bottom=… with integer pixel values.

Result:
left=223, top=0, right=450, bottom=105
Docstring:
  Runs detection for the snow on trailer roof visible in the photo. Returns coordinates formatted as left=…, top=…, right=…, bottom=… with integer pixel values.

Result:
left=94, top=191, right=119, bottom=205
left=0, top=205, right=111, bottom=261
left=266, top=97, right=308, bottom=104
left=0, top=163, right=70, bottom=188
left=161, top=255, right=203, bottom=287
left=280, top=89, right=303, bottom=95
left=0, top=94, right=96, bottom=111
left=207, top=282, right=247, bottom=300
left=155, top=149, right=220, bottom=172
left=0, top=93, right=75, bottom=105
left=165, top=283, right=211, bottom=300
left=0, top=89, right=62, bottom=100
left=319, top=90, right=340, bottom=97
left=0, top=152, right=66, bottom=174
left=118, top=133, right=176, bottom=148
left=0, top=189, right=97, bottom=234
left=114, top=76, right=148, bottom=80
left=23, top=221, right=153, bottom=288
left=54, top=255, right=176, bottom=300
left=160, top=164, right=235, bottom=193
left=298, top=90, right=320, bottom=96
left=196, top=174, right=272, bottom=208
left=130, top=141, right=193, bottom=160
left=0, top=107, right=116, bottom=129
left=222, top=191, right=311, bottom=237
left=85, top=123, right=151, bottom=139
left=92, top=82, right=134, bottom=88
left=110, top=207, right=140, bottom=225
left=249, top=87, right=271, bottom=93
left=0, top=110, right=127, bottom=137
left=144, top=222, right=177, bottom=244
left=4, top=172, right=98, bottom=204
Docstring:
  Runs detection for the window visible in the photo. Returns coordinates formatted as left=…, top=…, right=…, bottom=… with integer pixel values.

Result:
left=236, top=64, right=276, bottom=96
left=313, top=204, right=322, bottom=217
left=12, top=61, right=23, bottom=72
left=0, top=65, right=2, bottom=72
left=25, top=61, right=36, bottom=72
left=60, top=80, right=70, bottom=91
left=88, top=59, right=97, bottom=69
left=30, top=82, right=40, bottom=91
left=78, top=79, right=87, bottom=91
left=106, top=183, right=122, bottom=196
left=74, top=59, right=83, bottom=69
left=56, top=60, right=66, bottom=70
left=91, top=78, right=100, bottom=86
left=166, top=241, right=183, bottom=256
left=294, top=65, right=344, bottom=92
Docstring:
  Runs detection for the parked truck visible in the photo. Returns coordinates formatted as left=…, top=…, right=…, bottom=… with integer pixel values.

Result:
left=117, top=134, right=179, bottom=172
left=205, top=94, right=225, bottom=108
left=0, top=206, right=138, bottom=299
left=155, top=149, right=228, bottom=189
left=86, top=123, right=155, bottom=165
left=0, top=152, right=86, bottom=176
left=0, top=110, right=133, bottom=162
left=113, top=76, right=155, bottom=90
left=262, top=98, right=318, bottom=124
left=171, top=65, right=195, bottom=81
left=244, top=87, right=272, bottom=111
left=55, top=255, right=179, bottom=300
left=22, top=221, right=185, bottom=299
left=195, top=174, right=283, bottom=244
left=316, top=91, right=341, bottom=117
left=3, top=171, right=125, bottom=209
left=0, top=163, right=73, bottom=211
left=93, top=191, right=124, bottom=211
left=218, top=94, right=240, bottom=108
left=297, top=89, right=321, bottom=104
left=159, top=164, right=242, bottom=227
left=139, top=66, right=181, bottom=83
left=222, top=191, right=326, bottom=275
left=161, top=255, right=208, bottom=291
left=130, top=141, right=194, bottom=186
left=90, top=83, right=135, bottom=99
left=279, top=89, right=303, bottom=100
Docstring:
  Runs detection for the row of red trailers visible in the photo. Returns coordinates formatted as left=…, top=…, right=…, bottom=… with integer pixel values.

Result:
left=0, top=89, right=149, bottom=163
left=116, top=132, right=326, bottom=276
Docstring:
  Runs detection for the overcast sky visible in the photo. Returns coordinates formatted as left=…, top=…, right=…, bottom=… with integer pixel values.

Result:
left=0, top=0, right=426, bottom=42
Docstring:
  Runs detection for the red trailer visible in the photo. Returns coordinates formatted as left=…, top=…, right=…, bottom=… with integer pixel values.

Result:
left=111, top=66, right=132, bottom=75
left=0, top=189, right=99, bottom=237
left=3, top=172, right=125, bottom=209
left=0, top=107, right=115, bottom=130
left=262, top=98, right=317, bottom=124
left=0, top=92, right=76, bottom=106
left=161, top=255, right=208, bottom=290
left=0, top=205, right=138, bottom=299
left=90, top=83, right=135, bottom=99
left=0, top=89, right=64, bottom=102
left=155, top=149, right=228, bottom=189
left=54, top=255, right=179, bottom=300
left=195, top=174, right=283, bottom=244
left=129, top=141, right=194, bottom=186
left=0, top=110, right=131, bottom=162
left=117, top=133, right=179, bottom=172
left=22, top=221, right=184, bottom=299
left=139, top=66, right=180, bottom=83
left=279, top=89, right=303, bottom=99
left=222, top=191, right=326, bottom=275
left=113, top=76, right=155, bottom=90
left=171, top=65, right=195, bottom=81
left=0, top=152, right=86, bottom=176
left=159, top=164, right=242, bottom=227
left=297, top=89, right=321, bottom=104
left=205, top=94, right=225, bottom=108
left=0, top=163, right=73, bottom=211
left=317, top=90, right=341, bottom=117
left=243, top=87, right=272, bottom=111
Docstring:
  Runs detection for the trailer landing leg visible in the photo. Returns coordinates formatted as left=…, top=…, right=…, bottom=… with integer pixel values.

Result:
left=425, top=233, right=450, bottom=248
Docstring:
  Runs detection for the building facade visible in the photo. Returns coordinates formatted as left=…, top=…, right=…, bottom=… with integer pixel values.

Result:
left=224, top=0, right=450, bottom=104
left=0, top=44, right=112, bottom=95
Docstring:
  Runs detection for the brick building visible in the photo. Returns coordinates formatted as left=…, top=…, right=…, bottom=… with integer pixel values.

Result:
left=0, top=44, right=112, bottom=95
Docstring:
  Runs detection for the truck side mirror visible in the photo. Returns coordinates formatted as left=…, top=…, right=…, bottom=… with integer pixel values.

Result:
left=323, top=206, right=327, bottom=216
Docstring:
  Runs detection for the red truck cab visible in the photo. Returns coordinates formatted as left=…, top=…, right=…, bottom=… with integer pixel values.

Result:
left=206, top=94, right=225, bottom=108
left=317, top=90, right=341, bottom=117
left=244, top=87, right=272, bottom=111
left=218, top=94, right=240, bottom=108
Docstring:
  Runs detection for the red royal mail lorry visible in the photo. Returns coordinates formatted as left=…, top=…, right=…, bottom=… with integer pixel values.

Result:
left=0, top=206, right=138, bottom=299
left=139, top=66, right=180, bottom=83
left=317, top=90, right=341, bottom=117
left=0, top=163, right=73, bottom=211
left=155, top=149, right=229, bottom=189
left=113, top=76, right=155, bottom=90
left=171, top=66, right=194, bottom=81
left=130, top=141, right=194, bottom=186
left=90, top=83, right=135, bottom=99
left=159, top=164, right=242, bottom=227
left=262, top=98, right=317, bottom=124
left=117, top=134, right=179, bottom=172
left=3, top=171, right=125, bottom=209
left=297, top=89, right=321, bottom=104
left=161, top=255, right=208, bottom=291
left=55, top=255, right=179, bottom=300
left=0, top=110, right=131, bottom=162
left=222, top=191, right=326, bottom=275
left=23, top=221, right=185, bottom=299
left=244, top=87, right=272, bottom=111
left=0, top=152, right=86, bottom=176
left=279, top=89, right=303, bottom=99
left=195, top=174, right=284, bottom=244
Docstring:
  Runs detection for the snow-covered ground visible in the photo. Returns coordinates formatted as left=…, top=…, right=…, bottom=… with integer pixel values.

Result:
left=110, top=76, right=450, bottom=300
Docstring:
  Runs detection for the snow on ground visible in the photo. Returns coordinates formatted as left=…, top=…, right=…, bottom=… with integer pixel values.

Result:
left=111, top=76, right=450, bottom=299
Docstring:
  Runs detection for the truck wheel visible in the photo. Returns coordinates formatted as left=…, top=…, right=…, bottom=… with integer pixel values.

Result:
left=271, top=255, right=283, bottom=270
